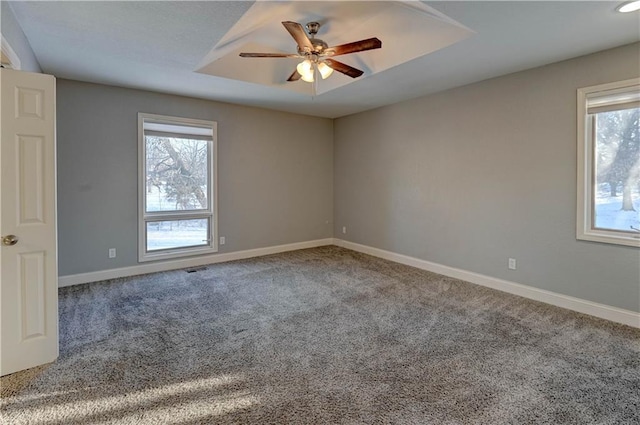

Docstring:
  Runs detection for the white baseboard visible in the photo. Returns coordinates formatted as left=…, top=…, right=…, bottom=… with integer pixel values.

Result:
left=334, top=239, right=640, bottom=328
left=58, top=238, right=335, bottom=288
left=59, top=237, right=639, bottom=328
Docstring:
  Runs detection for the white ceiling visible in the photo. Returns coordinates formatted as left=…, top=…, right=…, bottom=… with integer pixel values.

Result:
left=197, top=1, right=473, bottom=96
left=7, top=1, right=640, bottom=118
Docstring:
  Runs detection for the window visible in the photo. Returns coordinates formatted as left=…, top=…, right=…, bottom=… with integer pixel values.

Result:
left=138, top=113, right=218, bottom=261
left=577, top=79, right=640, bottom=247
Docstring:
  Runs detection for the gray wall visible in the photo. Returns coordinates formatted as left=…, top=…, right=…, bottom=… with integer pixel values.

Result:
left=334, top=43, right=640, bottom=313
left=57, top=80, right=333, bottom=276
left=57, top=43, right=639, bottom=313
left=1, top=2, right=40, bottom=72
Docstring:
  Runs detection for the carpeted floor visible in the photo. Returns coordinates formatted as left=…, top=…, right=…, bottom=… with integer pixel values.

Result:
left=1, top=246, right=639, bottom=424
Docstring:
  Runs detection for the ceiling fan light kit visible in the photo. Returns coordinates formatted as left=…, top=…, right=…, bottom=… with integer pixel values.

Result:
left=296, top=58, right=334, bottom=83
left=297, top=59, right=315, bottom=82
left=317, top=62, right=334, bottom=79
left=239, top=20, right=381, bottom=85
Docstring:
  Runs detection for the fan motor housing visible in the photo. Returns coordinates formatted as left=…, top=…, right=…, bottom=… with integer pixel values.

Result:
left=297, top=21, right=329, bottom=55
left=298, top=38, right=328, bottom=55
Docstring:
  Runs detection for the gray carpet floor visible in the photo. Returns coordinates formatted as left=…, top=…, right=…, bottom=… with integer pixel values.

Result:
left=1, top=246, right=639, bottom=424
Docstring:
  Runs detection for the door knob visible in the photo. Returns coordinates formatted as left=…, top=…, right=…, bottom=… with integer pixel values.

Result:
left=2, top=235, right=18, bottom=246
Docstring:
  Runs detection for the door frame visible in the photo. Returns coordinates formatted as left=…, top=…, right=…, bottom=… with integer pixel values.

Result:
left=1, top=35, right=21, bottom=70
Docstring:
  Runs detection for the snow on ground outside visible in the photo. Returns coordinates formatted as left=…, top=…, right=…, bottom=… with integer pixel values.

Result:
left=145, top=186, right=209, bottom=251
left=147, top=221, right=208, bottom=251
left=145, top=185, right=640, bottom=250
left=594, top=188, right=640, bottom=232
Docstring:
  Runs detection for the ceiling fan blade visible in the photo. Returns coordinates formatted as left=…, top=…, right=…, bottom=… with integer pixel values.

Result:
left=287, top=69, right=302, bottom=82
left=282, top=21, right=314, bottom=52
left=239, top=53, right=299, bottom=58
left=326, top=38, right=382, bottom=57
left=325, top=59, right=364, bottom=78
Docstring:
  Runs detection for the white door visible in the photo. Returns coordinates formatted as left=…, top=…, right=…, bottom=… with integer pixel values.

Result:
left=0, top=68, right=58, bottom=376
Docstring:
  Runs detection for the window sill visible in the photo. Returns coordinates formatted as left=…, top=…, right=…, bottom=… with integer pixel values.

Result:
left=577, top=229, right=640, bottom=248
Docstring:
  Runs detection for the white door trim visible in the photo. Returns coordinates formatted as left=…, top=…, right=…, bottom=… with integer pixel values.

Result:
left=1, top=35, right=21, bottom=70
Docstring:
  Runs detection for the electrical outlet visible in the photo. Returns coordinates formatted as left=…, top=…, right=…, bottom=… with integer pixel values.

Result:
left=508, top=258, right=517, bottom=270
left=108, top=248, right=116, bottom=259
left=342, top=226, right=347, bottom=234
left=219, top=236, right=225, bottom=245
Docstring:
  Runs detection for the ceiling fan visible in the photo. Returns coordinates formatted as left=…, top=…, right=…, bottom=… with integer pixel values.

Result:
left=239, top=21, right=382, bottom=83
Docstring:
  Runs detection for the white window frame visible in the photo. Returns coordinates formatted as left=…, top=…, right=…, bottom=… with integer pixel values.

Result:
left=138, top=113, right=218, bottom=262
left=576, top=78, right=640, bottom=248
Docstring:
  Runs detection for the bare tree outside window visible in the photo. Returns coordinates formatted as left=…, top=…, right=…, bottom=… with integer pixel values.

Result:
left=138, top=113, right=217, bottom=261
left=145, top=136, right=209, bottom=212
left=594, top=108, right=640, bottom=232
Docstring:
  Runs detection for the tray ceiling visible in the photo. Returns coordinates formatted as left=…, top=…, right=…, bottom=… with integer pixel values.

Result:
left=6, top=1, right=640, bottom=118
left=197, top=1, right=473, bottom=96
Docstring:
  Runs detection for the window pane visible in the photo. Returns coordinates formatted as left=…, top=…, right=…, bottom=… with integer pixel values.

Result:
left=145, top=136, right=209, bottom=212
left=593, top=108, right=640, bottom=233
left=146, top=219, right=209, bottom=252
